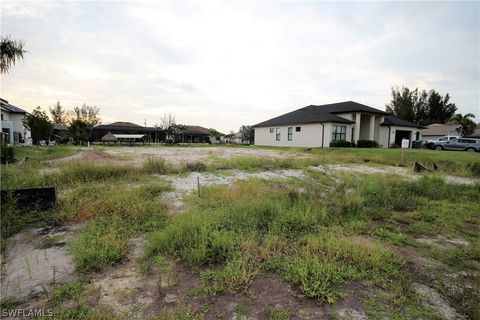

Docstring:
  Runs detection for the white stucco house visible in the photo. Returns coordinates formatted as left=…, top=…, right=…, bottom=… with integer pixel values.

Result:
left=253, top=101, right=424, bottom=148
left=1, top=98, right=31, bottom=145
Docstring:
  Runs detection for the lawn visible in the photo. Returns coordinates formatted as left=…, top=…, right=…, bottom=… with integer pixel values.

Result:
left=0, top=145, right=479, bottom=319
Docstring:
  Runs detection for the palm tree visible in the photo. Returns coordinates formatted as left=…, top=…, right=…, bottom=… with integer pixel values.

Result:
left=1, top=36, right=27, bottom=74
left=451, top=113, right=476, bottom=136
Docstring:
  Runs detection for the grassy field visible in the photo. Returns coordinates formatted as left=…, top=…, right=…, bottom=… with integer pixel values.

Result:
left=0, top=145, right=479, bottom=319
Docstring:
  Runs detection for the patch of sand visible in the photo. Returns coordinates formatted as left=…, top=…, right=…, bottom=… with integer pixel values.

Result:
left=0, top=224, right=82, bottom=301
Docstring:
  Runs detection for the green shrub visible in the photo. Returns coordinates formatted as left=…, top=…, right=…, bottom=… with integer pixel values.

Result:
left=142, top=156, right=169, bottom=174
left=468, top=162, right=480, bottom=177
left=357, top=140, right=379, bottom=148
left=329, top=140, right=352, bottom=147
left=186, top=161, right=207, bottom=172
left=1, top=144, right=15, bottom=163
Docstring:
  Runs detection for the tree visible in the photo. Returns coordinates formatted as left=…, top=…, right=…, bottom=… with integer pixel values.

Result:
left=385, top=87, right=427, bottom=123
left=68, top=119, right=92, bottom=144
left=0, top=36, right=27, bottom=74
left=174, top=124, right=187, bottom=143
left=450, top=113, right=476, bottom=136
left=209, top=128, right=222, bottom=143
left=427, top=91, right=457, bottom=124
left=23, top=107, right=54, bottom=145
left=69, top=104, right=101, bottom=126
left=159, top=114, right=179, bottom=143
left=49, top=101, right=68, bottom=125
left=386, top=86, right=457, bottom=125
left=240, top=125, right=254, bottom=144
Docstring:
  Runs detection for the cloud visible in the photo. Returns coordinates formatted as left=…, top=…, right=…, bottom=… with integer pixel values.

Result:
left=1, top=1, right=478, bottom=132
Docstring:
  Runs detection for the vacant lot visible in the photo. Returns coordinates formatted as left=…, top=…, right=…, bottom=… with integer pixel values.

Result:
left=1, top=145, right=479, bottom=319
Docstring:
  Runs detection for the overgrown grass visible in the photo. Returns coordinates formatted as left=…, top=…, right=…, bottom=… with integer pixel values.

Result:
left=14, top=145, right=80, bottom=161
left=145, top=175, right=479, bottom=315
left=65, top=183, right=169, bottom=272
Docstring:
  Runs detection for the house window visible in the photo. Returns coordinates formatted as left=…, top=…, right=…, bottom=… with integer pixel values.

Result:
left=288, top=127, right=293, bottom=141
left=332, top=125, right=347, bottom=141
left=270, top=128, right=274, bottom=133
left=295, top=126, right=301, bottom=132
left=276, top=128, right=280, bottom=141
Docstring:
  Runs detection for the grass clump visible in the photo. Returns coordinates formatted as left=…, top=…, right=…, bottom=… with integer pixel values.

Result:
left=142, top=156, right=170, bottom=174
left=67, top=183, right=168, bottom=272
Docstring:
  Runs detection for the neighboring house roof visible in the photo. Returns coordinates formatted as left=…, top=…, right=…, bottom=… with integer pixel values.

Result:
left=181, top=125, right=211, bottom=135
left=381, top=115, right=425, bottom=129
left=53, top=124, right=68, bottom=131
left=422, top=123, right=462, bottom=136
left=93, top=122, right=156, bottom=132
left=0, top=98, right=27, bottom=114
left=108, top=121, right=142, bottom=127
left=466, top=128, right=480, bottom=138
left=253, top=101, right=396, bottom=128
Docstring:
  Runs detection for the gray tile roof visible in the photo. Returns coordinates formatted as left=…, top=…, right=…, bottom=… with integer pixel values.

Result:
left=0, top=98, right=27, bottom=114
left=253, top=101, right=388, bottom=127
left=381, top=115, right=425, bottom=128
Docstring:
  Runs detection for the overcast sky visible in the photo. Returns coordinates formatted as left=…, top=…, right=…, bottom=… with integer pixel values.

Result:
left=2, top=1, right=479, bottom=133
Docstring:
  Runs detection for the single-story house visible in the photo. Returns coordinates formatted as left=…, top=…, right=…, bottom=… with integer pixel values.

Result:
left=225, top=131, right=250, bottom=144
left=0, top=98, right=31, bottom=145
left=466, top=128, right=480, bottom=139
left=92, top=122, right=163, bottom=142
left=253, top=101, right=424, bottom=148
left=176, top=125, right=214, bottom=143
left=422, top=123, right=462, bottom=141
left=51, top=123, right=69, bottom=143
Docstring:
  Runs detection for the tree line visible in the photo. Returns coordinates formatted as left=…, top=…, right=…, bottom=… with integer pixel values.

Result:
left=23, top=102, right=100, bottom=145
left=386, top=86, right=477, bottom=135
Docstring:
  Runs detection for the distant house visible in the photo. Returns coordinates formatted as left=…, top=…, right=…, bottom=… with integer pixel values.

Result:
left=226, top=131, right=249, bottom=144
left=176, top=125, right=216, bottom=143
left=466, top=128, right=480, bottom=139
left=0, top=98, right=31, bottom=145
left=422, top=123, right=462, bottom=141
left=92, top=122, right=163, bottom=142
left=52, top=124, right=69, bottom=143
left=253, top=101, right=424, bottom=148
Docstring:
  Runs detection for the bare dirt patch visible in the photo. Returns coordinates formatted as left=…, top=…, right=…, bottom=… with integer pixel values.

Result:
left=102, top=146, right=302, bottom=166
left=416, top=235, right=471, bottom=249
left=0, top=224, right=82, bottom=301
left=412, top=283, right=459, bottom=320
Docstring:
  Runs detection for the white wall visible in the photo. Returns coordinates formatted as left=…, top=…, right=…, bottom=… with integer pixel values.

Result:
left=254, top=122, right=355, bottom=148
left=255, top=121, right=422, bottom=148
left=254, top=123, right=325, bottom=147
left=0, top=111, right=31, bottom=144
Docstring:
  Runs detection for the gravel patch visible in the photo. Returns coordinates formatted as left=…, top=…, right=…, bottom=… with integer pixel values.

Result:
left=161, top=169, right=305, bottom=212
left=311, top=164, right=478, bottom=185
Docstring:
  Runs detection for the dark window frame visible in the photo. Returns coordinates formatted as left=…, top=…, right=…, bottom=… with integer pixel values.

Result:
left=288, top=127, right=293, bottom=141
left=276, top=128, right=281, bottom=141
left=295, top=126, right=301, bottom=132
left=332, top=125, right=347, bottom=141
